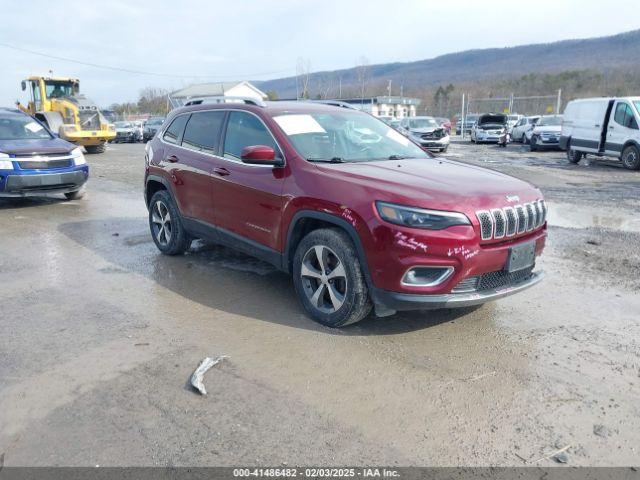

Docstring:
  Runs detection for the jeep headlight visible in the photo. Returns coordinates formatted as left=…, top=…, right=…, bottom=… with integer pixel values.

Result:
left=0, top=152, right=13, bottom=170
left=71, top=147, right=86, bottom=166
left=376, top=201, right=470, bottom=230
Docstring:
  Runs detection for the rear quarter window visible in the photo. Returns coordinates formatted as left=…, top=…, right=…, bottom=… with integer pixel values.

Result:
left=163, top=115, right=189, bottom=145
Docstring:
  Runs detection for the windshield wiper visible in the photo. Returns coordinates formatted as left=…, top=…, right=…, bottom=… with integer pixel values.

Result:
left=387, top=155, right=411, bottom=160
left=307, top=157, right=346, bottom=163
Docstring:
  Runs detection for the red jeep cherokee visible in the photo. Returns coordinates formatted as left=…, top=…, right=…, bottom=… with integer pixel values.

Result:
left=144, top=99, right=546, bottom=327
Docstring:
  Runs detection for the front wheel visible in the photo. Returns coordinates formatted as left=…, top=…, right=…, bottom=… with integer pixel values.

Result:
left=148, top=190, right=192, bottom=255
left=293, top=228, right=372, bottom=327
left=530, top=136, right=538, bottom=151
left=85, top=144, right=106, bottom=154
left=567, top=145, right=583, bottom=164
left=621, top=145, right=640, bottom=170
left=64, top=187, right=85, bottom=200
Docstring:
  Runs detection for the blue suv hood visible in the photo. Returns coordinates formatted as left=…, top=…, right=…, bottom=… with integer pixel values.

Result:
left=0, top=137, right=76, bottom=156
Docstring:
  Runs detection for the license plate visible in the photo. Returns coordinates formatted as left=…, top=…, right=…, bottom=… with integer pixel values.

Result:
left=506, top=241, right=536, bottom=272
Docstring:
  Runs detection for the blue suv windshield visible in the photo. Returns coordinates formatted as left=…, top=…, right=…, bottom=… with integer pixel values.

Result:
left=0, top=113, right=52, bottom=140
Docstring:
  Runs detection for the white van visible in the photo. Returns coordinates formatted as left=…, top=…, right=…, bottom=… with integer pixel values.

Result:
left=560, top=97, right=640, bottom=170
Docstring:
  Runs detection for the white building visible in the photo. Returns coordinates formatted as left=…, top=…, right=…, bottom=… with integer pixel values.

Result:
left=337, top=96, right=421, bottom=118
left=168, top=81, right=267, bottom=109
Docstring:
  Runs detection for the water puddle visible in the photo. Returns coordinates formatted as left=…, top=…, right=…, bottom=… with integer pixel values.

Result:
left=546, top=201, right=640, bottom=232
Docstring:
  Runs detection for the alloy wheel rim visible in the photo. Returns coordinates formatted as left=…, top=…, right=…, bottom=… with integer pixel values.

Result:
left=300, top=245, right=347, bottom=314
left=151, top=200, right=172, bottom=246
left=625, top=150, right=637, bottom=167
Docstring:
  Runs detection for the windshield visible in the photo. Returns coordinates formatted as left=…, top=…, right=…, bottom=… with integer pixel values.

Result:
left=45, top=81, right=75, bottom=98
left=0, top=113, right=52, bottom=140
left=408, top=118, right=438, bottom=129
left=479, top=115, right=506, bottom=125
left=273, top=111, right=428, bottom=162
left=115, top=122, right=132, bottom=128
left=538, top=116, right=562, bottom=126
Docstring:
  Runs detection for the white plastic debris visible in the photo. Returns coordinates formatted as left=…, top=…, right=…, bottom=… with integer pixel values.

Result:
left=190, top=356, right=227, bottom=395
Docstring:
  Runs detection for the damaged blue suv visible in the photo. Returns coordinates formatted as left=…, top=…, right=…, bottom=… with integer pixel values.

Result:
left=0, top=108, right=89, bottom=199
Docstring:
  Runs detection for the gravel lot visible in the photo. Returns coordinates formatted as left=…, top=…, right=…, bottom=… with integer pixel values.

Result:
left=1, top=139, right=639, bottom=466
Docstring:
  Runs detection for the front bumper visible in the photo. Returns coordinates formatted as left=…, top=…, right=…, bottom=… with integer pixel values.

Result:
left=0, top=169, right=88, bottom=197
left=371, top=270, right=544, bottom=311
left=475, top=132, right=503, bottom=143
left=414, top=136, right=450, bottom=150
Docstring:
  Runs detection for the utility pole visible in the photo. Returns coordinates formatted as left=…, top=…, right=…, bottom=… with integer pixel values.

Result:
left=556, top=89, right=562, bottom=114
left=339, top=77, right=342, bottom=99
left=387, top=79, right=392, bottom=97
left=461, top=93, right=466, bottom=139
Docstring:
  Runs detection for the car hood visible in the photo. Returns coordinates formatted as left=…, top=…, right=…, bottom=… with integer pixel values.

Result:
left=314, top=158, right=541, bottom=215
left=409, top=127, right=440, bottom=134
left=0, top=137, right=76, bottom=156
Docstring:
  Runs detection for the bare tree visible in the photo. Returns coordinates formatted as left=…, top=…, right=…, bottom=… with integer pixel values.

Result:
left=355, top=56, right=370, bottom=101
left=296, top=57, right=312, bottom=99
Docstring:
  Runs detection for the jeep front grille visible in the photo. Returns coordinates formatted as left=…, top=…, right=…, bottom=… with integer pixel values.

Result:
left=476, top=200, right=546, bottom=241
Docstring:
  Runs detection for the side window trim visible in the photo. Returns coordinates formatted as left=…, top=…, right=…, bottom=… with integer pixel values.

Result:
left=159, top=109, right=285, bottom=167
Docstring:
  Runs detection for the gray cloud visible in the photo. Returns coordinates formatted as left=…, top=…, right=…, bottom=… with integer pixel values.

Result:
left=0, top=0, right=636, bottom=106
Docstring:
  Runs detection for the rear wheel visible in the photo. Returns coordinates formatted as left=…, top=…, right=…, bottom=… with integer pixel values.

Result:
left=148, top=190, right=192, bottom=255
left=521, top=134, right=527, bottom=144
left=566, top=143, right=583, bottom=164
left=293, top=228, right=372, bottom=327
left=622, top=145, right=640, bottom=170
left=530, top=135, right=539, bottom=151
left=85, top=144, right=106, bottom=154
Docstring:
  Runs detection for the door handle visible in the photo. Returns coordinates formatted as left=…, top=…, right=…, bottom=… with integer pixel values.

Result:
left=213, top=167, right=230, bottom=176
left=594, top=124, right=600, bottom=128
left=166, top=155, right=179, bottom=163
left=609, top=126, right=614, bottom=130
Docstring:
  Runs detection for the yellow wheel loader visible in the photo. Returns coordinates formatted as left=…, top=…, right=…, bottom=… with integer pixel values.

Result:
left=17, top=76, right=115, bottom=153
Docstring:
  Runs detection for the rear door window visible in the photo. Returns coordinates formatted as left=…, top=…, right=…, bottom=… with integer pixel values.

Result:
left=163, top=115, right=189, bottom=145
left=223, top=111, right=280, bottom=161
left=182, top=111, right=226, bottom=154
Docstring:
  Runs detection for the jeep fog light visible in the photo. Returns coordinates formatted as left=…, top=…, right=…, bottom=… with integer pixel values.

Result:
left=402, top=266, right=454, bottom=287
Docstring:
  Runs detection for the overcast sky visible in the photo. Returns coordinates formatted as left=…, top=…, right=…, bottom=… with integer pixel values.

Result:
left=1, top=0, right=638, bottom=107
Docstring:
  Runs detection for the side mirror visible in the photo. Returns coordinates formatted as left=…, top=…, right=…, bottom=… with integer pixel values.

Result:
left=240, top=145, right=281, bottom=166
left=21, top=81, right=26, bottom=91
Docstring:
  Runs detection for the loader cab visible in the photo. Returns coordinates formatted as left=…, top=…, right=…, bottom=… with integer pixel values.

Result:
left=21, top=77, right=80, bottom=113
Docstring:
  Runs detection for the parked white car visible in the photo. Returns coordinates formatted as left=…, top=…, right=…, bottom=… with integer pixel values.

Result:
left=511, top=116, right=540, bottom=144
left=507, top=114, right=524, bottom=133
left=529, top=115, right=563, bottom=151
left=399, top=116, right=450, bottom=152
left=470, top=113, right=508, bottom=143
left=561, top=97, right=640, bottom=170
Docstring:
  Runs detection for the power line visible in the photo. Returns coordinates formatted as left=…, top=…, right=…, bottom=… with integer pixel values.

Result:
left=0, top=42, right=292, bottom=79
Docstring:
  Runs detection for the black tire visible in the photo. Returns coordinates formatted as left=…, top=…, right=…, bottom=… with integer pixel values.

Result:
left=64, top=187, right=85, bottom=200
left=621, top=145, right=640, bottom=170
left=530, top=135, right=538, bottom=151
left=293, top=228, right=372, bottom=327
left=566, top=143, right=583, bottom=164
left=521, top=134, right=527, bottom=144
left=148, top=190, right=192, bottom=255
left=85, top=144, right=106, bottom=154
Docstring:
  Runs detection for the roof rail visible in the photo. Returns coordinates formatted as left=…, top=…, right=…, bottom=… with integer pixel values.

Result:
left=307, top=100, right=358, bottom=110
left=183, top=96, right=266, bottom=107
